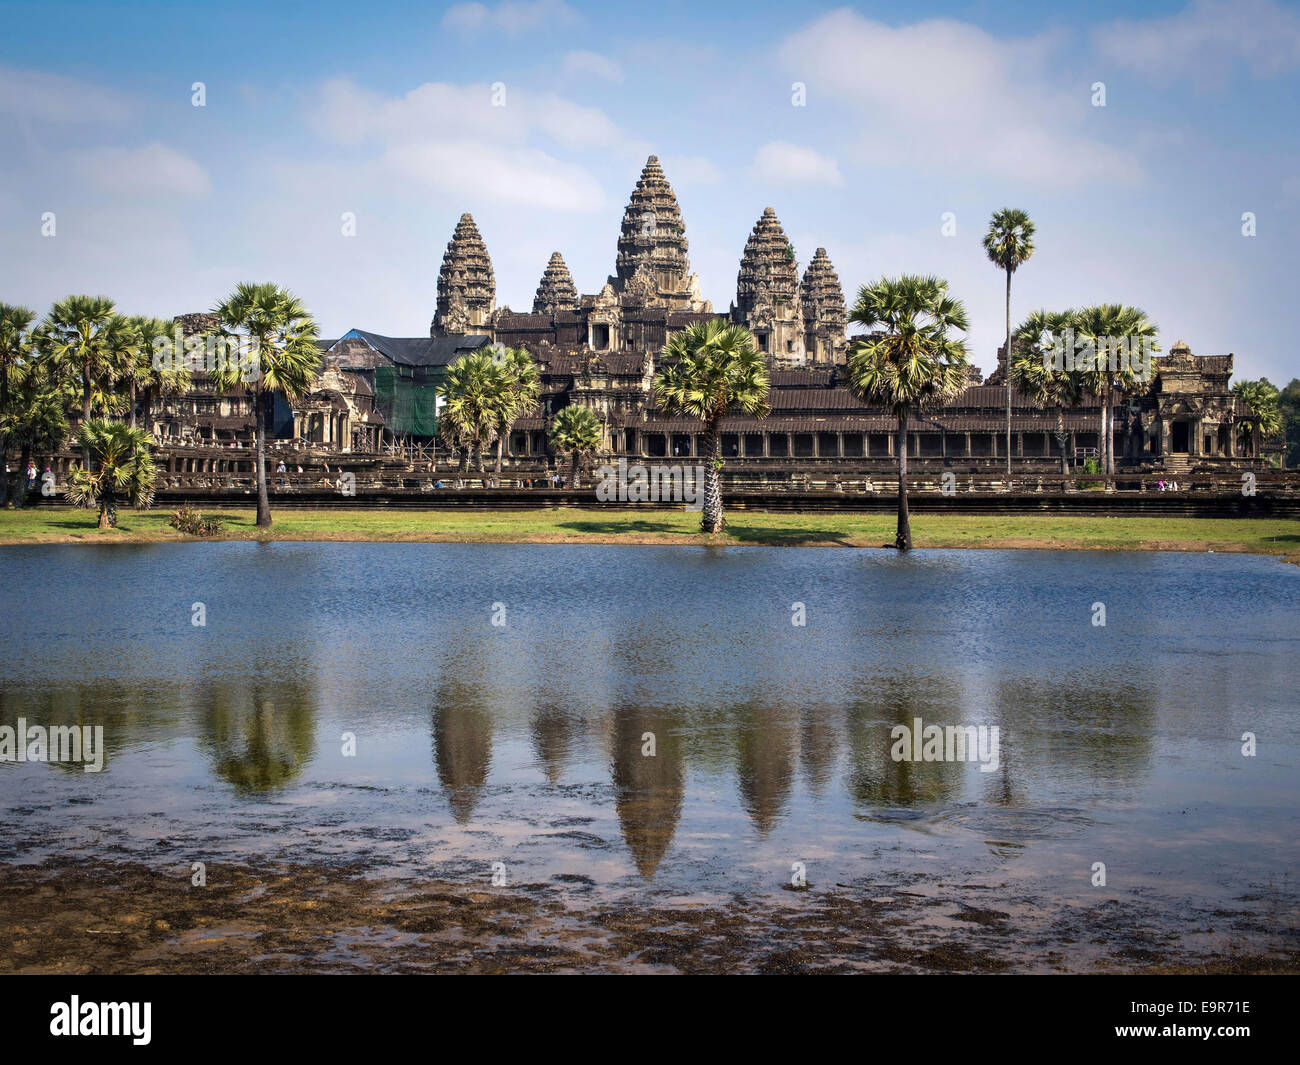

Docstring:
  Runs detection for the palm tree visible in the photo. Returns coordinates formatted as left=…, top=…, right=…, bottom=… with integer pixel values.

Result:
left=983, top=209, right=1036, bottom=476
left=1071, top=304, right=1158, bottom=474
left=208, top=283, right=320, bottom=527
left=438, top=349, right=500, bottom=472
left=35, top=294, right=118, bottom=462
left=0, top=303, right=36, bottom=506
left=125, top=315, right=190, bottom=434
left=654, top=318, right=770, bottom=533
left=488, top=347, right=540, bottom=475
left=64, top=418, right=156, bottom=529
left=846, top=275, right=970, bottom=551
left=548, top=405, right=602, bottom=488
left=1232, top=378, right=1281, bottom=458
left=1008, top=309, right=1081, bottom=475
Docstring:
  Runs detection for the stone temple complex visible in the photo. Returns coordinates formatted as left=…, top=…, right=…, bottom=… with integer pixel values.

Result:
left=145, top=155, right=1262, bottom=478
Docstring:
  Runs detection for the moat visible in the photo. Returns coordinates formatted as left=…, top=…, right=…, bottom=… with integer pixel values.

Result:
left=1, top=544, right=1296, bottom=971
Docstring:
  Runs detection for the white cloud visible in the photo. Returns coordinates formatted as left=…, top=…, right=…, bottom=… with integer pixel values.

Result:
left=1094, top=0, right=1300, bottom=83
left=73, top=143, right=211, bottom=198
left=780, top=10, right=1143, bottom=187
left=384, top=141, right=604, bottom=211
left=0, top=65, right=134, bottom=124
left=752, top=142, right=843, bottom=187
left=442, top=0, right=580, bottom=36
left=562, top=50, right=624, bottom=83
left=307, top=77, right=615, bottom=211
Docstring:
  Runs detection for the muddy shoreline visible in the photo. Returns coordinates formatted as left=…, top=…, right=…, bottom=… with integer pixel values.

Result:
left=2, top=859, right=1294, bottom=975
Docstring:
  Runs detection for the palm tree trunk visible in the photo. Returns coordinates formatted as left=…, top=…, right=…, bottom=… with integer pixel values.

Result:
left=254, top=389, right=271, bottom=527
left=1104, top=375, right=1114, bottom=475
left=1056, top=405, right=1068, bottom=476
left=1004, top=268, right=1012, bottom=478
left=896, top=414, right=911, bottom=551
left=569, top=452, right=579, bottom=489
left=82, top=371, right=92, bottom=468
left=99, top=488, right=115, bottom=530
left=129, top=378, right=137, bottom=429
left=16, top=444, right=31, bottom=508
left=701, top=420, right=724, bottom=534
left=495, top=432, right=504, bottom=475
left=0, top=443, right=8, bottom=507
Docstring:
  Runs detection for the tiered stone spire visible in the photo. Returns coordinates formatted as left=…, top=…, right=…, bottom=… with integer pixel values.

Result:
left=615, top=155, right=691, bottom=297
left=432, top=213, right=495, bottom=336
left=800, top=247, right=847, bottom=363
left=734, top=207, right=803, bottom=361
left=532, top=251, right=579, bottom=315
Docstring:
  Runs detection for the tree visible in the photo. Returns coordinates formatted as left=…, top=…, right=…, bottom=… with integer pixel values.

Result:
left=548, top=405, right=602, bottom=488
left=654, top=318, right=769, bottom=533
left=1071, top=304, right=1158, bottom=474
left=983, top=209, right=1035, bottom=477
left=0, top=358, right=68, bottom=507
left=1277, top=378, right=1300, bottom=468
left=438, top=349, right=500, bottom=472
left=125, top=315, right=190, bottom=434
left=0, top=303, right=36, bottom=505
left=35, top=294, right=119, bottom=463
left=488, top=346, right=540, bottom=475
left=64, top=418, right=156, bottom=529
left=1232, top=378, right=1281, bottom=459
left=846, top=275, right=970, bottom=551
left=1008, top=309, right=1081, bottom=476
left=208, top=283, right=320, bottom=527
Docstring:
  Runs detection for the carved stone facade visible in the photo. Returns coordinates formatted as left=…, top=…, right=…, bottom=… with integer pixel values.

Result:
left=800, top=247, right=847, bottom=364
left=532, top=252, right=578, bottom=316
left=733, top=208, right=804, bottom=363
left=612, top=155, right=708, bottom=311
left=432, top=213, right=496, bottom=337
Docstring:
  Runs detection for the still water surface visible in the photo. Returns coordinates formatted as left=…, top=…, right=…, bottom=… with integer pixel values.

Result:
left=1, top=543, right=1296, bottom=917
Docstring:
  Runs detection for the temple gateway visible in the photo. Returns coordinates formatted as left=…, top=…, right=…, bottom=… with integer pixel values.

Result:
left=153, top=156, right=1258, bottom=478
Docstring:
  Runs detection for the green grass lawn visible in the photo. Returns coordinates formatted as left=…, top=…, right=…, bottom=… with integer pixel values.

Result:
left=2, top=505, right=1298, bottom=560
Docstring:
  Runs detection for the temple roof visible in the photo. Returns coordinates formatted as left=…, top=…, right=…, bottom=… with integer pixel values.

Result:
left=331, top=329, right=491, bottom=368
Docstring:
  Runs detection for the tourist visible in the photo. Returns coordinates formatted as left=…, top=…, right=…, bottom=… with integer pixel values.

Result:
left=26, top=462, right=36, bottom=490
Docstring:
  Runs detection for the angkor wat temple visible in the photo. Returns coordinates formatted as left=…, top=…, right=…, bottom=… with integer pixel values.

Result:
left=153, top=155, right=1258, bottom=478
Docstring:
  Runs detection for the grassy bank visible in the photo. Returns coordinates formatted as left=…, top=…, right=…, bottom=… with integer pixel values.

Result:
left=1, top=505, right=1298, bottom=559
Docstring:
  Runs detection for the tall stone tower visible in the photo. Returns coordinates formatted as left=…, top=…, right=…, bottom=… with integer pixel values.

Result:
left=432, top=213, right=496, bottom=337
left=800, top=247, right=847, bottom=364
left=612, top=156, right=709, bottom=311
left=733, top=207, right=803, bottom=362
left=532, top=251, right=579, bottom=315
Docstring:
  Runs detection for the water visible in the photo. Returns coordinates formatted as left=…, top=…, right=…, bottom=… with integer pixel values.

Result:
left=1, top=543, right=1297, bottom=932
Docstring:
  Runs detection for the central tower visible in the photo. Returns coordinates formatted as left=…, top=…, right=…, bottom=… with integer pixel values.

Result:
left=612, top=155, right=708, bottom=311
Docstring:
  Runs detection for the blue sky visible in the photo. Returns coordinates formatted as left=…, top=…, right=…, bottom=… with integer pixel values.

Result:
left=1, top=0, right=1297, bottom=382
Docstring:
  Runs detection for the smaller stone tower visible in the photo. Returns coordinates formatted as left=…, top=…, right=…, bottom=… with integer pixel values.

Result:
left=800, top=247, right=847, bottom=363
left=733, top=207, right=803, bottom=362
left=532, top=252, right=579, bottom=315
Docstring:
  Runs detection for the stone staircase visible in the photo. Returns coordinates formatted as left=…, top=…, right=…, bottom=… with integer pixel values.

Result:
left=1163, top=454, right=1193, bottom=474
